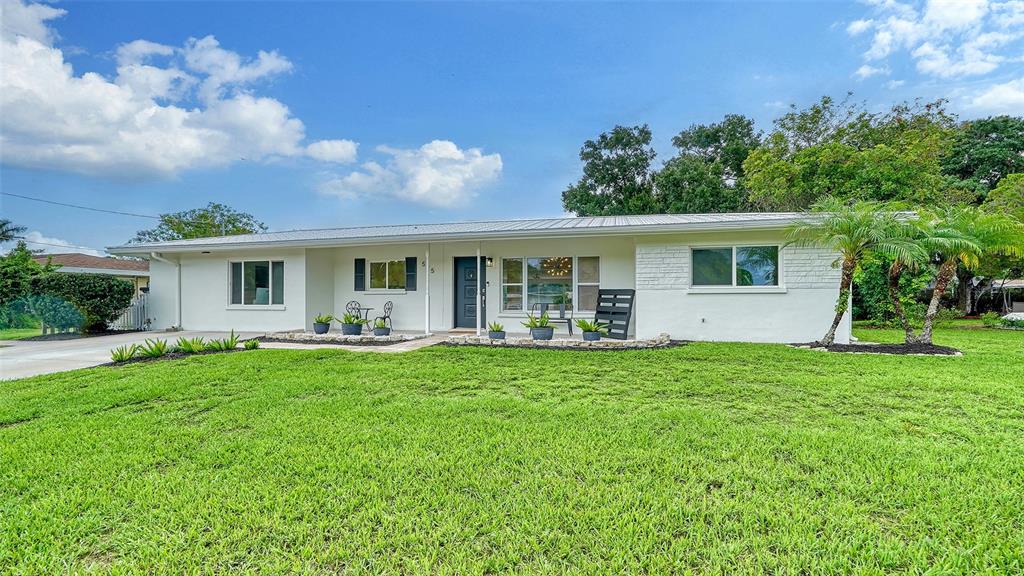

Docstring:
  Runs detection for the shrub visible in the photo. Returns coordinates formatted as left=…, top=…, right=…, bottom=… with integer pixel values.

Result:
left=30, top=273, right=134, bottom=332
left=138, top=338, right=169, bottom=358
left=314, top=313, right=333, bottom=324
left=852, top=256, right=931, bottom=325
left=575, top=318, right=608, bottom=333
left=206, top=330, right=239, bottom=352
left=933, top=307, right=964, bottom=328
left=340, top=313, right=367, bottom=325
left=487, top=321, right=504, bottom=332
left=1000, top=317, right=1024, bottom=329
left=522, top=313, right=551, bottom=329
left=110, top=344, right=140, bottom=362
left=176, top=336, right=206, bottom=353
left=980, top=311, right=1002, bottom=328
left=244, top=339, right=260, bottom=350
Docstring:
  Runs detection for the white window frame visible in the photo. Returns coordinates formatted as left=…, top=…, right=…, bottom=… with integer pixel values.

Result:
left=227, top=259, right=286, bottom=310
left=500, top=257, right=525, bottom=312
left=500, top=256, right=600, bottom=314
left=688, top=245, right=785, bottom=293
left=368, top=259, right=407, bottom=292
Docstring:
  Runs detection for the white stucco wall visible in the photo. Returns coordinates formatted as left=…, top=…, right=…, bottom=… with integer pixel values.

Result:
left=633, top=231, right=850, bottom=343
left=147, top=250, right=307, bottom=332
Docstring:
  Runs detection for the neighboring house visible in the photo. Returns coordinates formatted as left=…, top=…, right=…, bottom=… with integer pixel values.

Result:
left=107, top=213, right=851, bottom=343
left=33, top=253, right=150, bottom=294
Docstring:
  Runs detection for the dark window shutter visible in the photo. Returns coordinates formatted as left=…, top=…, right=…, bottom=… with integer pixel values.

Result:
left=354, top=258, right=365, bottom=291
left=405, top=257, right=417, bottom=291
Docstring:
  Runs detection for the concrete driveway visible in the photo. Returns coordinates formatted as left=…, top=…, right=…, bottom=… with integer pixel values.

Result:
left=0, top=331, right=263, bottom=380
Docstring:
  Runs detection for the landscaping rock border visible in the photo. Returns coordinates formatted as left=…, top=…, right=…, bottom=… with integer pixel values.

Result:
left=790, top=342, right=962, bottom=356
left=443, top=332, right=681, bottom=351
left=261, top=331, right=432, bottom=347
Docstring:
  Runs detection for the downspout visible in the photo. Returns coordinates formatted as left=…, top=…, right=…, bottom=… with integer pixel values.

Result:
left=150, top=252, right=181, bottom=330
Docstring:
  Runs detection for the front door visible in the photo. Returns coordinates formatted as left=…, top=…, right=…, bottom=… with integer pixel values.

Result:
left=454, top=257, right=486, bottom=329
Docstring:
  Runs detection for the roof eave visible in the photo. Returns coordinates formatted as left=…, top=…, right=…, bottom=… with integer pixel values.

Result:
left=106, top=219, right=797, bottom=255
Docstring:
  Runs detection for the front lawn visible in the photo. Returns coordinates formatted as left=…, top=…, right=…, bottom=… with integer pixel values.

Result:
left=2, top=327, right=1022, bottom=572
left=0, top=327, right=41, bottom=341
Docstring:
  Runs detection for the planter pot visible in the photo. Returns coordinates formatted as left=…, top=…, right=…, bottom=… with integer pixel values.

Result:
left=582, top=331, right=602, bottom=342
left=313, top=322, right=331, bottom=335
left=340, top=323, right=363, bottom=336
left=488, top=330, right=506, bottom=340
left=530, top=327, right=554, bottom=340
left=373, top=327, right=391, bottom=336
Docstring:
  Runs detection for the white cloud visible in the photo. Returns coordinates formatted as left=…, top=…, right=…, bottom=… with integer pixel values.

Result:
left=854, top=64, right=890, bottom=78
left=318, top=140, right=503, bottom=208
left=846, top=0, right=1024, bottom=80
left=4, top=230, right=106, bottom=257
left=886, top=79, right=906, bottom=88
left=970, top=76, right=1024, bottom=112
left=0, top=0, right=356, bottom=179
left=306, top=139, right=359, bottom=164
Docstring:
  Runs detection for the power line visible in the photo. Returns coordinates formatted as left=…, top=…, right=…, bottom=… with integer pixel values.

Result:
left=1, top=192, right=160, bottom=219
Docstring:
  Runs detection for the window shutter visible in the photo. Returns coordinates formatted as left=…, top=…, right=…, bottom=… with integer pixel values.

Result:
left=354, top=258, right=365, bottom=291
left=405, top=257, right=417, bottom=291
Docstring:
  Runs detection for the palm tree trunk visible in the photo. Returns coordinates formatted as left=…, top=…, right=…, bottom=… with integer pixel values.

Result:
left=821, top=256, right=855, bottom=346
left=917, top=259, right=957, bottom=345
left=888, top=260, right=916, bottom=343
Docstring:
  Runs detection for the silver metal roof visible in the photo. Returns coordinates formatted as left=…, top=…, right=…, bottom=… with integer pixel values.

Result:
left=108, top=212, right=804, bottom=254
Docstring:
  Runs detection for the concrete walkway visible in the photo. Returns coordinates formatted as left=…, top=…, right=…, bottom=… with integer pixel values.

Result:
left=0, top=331, right=262, bottom=380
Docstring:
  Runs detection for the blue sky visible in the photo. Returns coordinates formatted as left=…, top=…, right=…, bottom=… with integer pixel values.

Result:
left=2, top=0, right=1022, bottom=255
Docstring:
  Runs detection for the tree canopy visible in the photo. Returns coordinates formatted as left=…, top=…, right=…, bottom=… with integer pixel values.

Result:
left=561, top=125, right=659, bottom=216
left=133, top=203, right=268, bottom=243
left=942, top=116, right=1024, bottom=196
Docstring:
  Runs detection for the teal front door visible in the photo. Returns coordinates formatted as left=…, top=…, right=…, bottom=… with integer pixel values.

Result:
left=454, top=257, right=486, bottom=328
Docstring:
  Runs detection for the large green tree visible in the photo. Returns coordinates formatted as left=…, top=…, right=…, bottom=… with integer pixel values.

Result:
left=562, top=125, right=659, bottom=216
left=133, top=203, right=268, bottom=243
left=655, top=115, right=760, bottom=213
left=744, top=97, right=961, bottom=211
left=943, top=116, right=1024, bottom=198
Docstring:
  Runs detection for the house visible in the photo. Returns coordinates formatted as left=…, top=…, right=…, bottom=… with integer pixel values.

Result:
left=106, top=213, right=851, bottom=344
left=33, top=252, right=150, bottom=294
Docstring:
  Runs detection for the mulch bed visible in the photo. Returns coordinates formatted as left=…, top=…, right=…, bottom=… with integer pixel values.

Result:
left=104, top=348, right=247, bottom=367
left=438, top=340, right=689, bottom=352
left=792, top=342, right=962, bottom=356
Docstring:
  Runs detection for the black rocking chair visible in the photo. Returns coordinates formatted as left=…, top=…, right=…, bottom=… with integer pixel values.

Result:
left=373, top=301, right=393, bottom=330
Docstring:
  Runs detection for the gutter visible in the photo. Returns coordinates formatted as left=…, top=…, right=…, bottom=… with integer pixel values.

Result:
left=149, top=252, right=181, bottom=329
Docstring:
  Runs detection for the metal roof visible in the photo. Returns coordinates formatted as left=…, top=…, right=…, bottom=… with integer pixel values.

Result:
left=108, top=212, right=804, bottom=254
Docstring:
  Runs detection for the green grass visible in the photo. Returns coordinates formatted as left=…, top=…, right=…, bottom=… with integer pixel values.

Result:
left=0, top=327, right=41, bottom=341
left=2, top=327, right=1023, bottom=573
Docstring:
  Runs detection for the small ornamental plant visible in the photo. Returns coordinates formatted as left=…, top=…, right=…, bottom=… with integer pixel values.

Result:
left=244, top=339, right=260, bottom=350
left=138, top=338, right=169, bottom=358
left=523, top=313, right=553, bottom=340
left=110, top=344, right=140, bottom=363
left=373, top=318, right=391, bottom=336
left=487, top=321, right=506, bottom=340
left=340, top=313, right=367, bottom=335
left=176, top=336, right=206, bottom=354
left=575, top=319, right=608, bottom=342
left=313, top=313, right=333, bottom=334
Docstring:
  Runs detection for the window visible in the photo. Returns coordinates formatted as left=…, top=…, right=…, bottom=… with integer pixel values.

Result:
left=501, top=256, right=599, bottom=312
left=230, top=260, right=284, bottom=305
left=369, top=260, right=406, bottom=290
left=691, top=246, right=779, bottom=287
left=501, top=258, right=523, bottom=311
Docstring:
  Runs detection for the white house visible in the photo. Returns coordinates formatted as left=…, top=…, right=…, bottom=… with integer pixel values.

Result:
left=106, top=213, right=851, bottom=344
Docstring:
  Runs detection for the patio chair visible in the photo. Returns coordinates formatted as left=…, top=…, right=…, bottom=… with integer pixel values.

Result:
left=531, top=302, right=574, bottom=335
left=345, top=300, right=362, bottom=316
left=373, top=301, right=393, bottom=330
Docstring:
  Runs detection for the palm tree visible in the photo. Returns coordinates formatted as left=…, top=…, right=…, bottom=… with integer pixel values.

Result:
left=884, top=214, right=931, bottom=343
left=787, top=198, right=921, bottom=346
left=0, top=219, right=26, bottom=243
left=915, top=206, right=1024, bottom=345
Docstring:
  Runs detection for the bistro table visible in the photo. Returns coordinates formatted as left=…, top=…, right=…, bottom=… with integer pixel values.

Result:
left=356, top=307, right=374, bottom=332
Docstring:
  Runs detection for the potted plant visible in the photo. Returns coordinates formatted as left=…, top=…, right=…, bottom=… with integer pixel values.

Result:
left=339, top=312, right=367, bottom=335
left=488, top=321, right=506, bottom=340
left=522, top=312, right=554, bottom=340
left=575, top=318, right=608, bottom=342
left=313, top=313, right=333, bottom=334
left=372, top=318, right=391, bottom=336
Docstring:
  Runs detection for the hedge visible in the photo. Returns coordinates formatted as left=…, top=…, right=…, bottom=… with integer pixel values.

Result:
left=30, top=273, right=134, bottom=332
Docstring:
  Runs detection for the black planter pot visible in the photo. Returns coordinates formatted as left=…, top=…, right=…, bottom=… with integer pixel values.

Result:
left=313, top=322, right=330, bottom=335
left=582, top=331, right=601, bottom=342
left=488, top=330, right=506, bottom=340
left=373, top=327, right=391, bottom=336
left=341, top=323, right=362, bottom=336
left=530, top=327, right=554, bottom=340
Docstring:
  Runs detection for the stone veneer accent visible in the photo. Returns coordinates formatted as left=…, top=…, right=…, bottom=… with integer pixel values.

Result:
left=265, top=331, right=431, bottom=345
left=635, top=244, right=688, bottom=290
left=635, top=243, right=841, bottom=290
left=446, top=333, right=673, bottom=349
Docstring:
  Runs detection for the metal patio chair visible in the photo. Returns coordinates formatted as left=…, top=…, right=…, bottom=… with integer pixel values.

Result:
left=373, top=301, right=393, bottom=330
